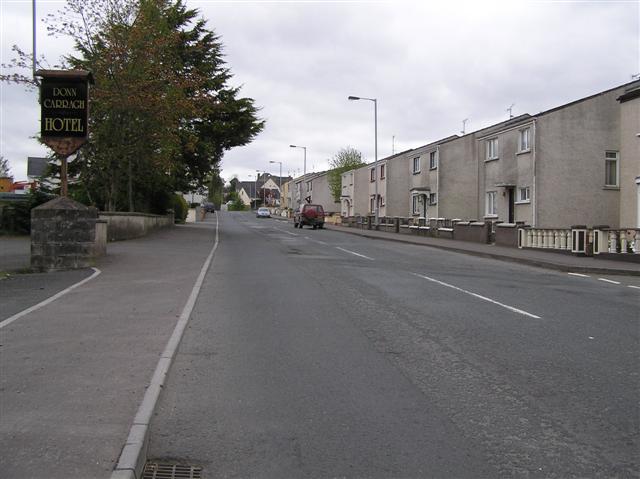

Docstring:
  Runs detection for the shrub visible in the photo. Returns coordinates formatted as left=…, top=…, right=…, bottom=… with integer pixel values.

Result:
left=172, top=194, right=189, bottom=223
left=227, top=197, right=246, bottom=211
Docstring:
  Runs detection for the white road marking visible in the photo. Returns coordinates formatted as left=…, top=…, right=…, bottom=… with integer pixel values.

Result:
left=284, top=231, right=299, bottom=236
left=598, top=278, right=621, bottom=285
left=568, top=273, right=590, bottom=278
left=0, top=267, right=102, bottom=330
left=412, top=273, right=541, bottom=319
left=627, top=285, right=640, bottom=290
left=336, top=247, right=374, bottom=260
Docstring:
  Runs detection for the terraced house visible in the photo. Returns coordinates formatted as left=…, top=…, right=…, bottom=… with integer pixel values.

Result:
left=342, top=79, right=640, bottom=230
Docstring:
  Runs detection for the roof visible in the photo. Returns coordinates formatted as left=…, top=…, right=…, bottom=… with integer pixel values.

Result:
left=537, top=79, right=640, bottom=116
left=618, top=85, right=640, bottom=103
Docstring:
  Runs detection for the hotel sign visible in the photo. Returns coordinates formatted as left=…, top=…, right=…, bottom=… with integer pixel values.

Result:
left=37, top=70, right=93, bottom=156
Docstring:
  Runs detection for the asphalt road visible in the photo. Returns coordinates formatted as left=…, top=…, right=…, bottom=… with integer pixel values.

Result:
left=148, top=211, right=639, bottom=478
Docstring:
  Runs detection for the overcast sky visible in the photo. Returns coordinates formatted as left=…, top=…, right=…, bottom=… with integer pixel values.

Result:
left=1, top=0, right=639, bottom=184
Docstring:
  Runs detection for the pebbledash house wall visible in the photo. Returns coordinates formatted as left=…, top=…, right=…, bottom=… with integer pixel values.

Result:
left=386, top=153, right=410, bottom=218
left=309, top=172, right=341, bottom=214
left=618, top=86, right=640, bottom=228
left=534, top=84, right=629, bottom=229
left=477, top=115, right=535, bottom=224
left=438, top=134, right=480, bottom=220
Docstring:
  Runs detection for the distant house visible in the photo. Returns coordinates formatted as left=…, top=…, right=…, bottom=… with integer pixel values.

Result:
left=236, top=173, right=292, bottom=208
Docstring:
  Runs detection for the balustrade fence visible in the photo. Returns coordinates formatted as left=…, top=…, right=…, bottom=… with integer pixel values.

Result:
left=518, top=227, right=640, bottom=255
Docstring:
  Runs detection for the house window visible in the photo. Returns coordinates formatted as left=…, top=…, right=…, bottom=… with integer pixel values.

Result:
left=306, top=181, right=312, bottom=192
left=412, top=195, right=421, bottom=215
left=412, top=157, right=421, bottom=174
left=380, top=164, right=385, bottom=179
left=486, top=138, right=499, bottom=160
left=486, top=191, right=497, bottom=216
left=378, top=195, right=385, bottom=207
left=429, top=193, right=437, bottom=205
left=518, top=186, right=530, bottom=202
left=518, top=128, right=530, bottom=152
left=370, top=196, right=375, bottom=213
left=604, top=151, right=619, bottom=187
left=370, top=168, right=376, bottom=182
left=429, top=151, right=438, bottom=169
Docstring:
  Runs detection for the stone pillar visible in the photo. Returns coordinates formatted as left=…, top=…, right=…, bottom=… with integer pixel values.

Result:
left=31, top=196, right=103, bottom=271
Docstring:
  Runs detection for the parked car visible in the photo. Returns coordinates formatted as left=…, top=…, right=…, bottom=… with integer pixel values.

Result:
left=294, top=204, right=325, bottom=229
left=256, top=207, right=271, bottom=218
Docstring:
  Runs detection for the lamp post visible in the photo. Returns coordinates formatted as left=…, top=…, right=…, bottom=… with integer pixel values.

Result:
left=289, top=145, right=307, bottom=206
left=269, top=160, right=282, bottom=207
left=255, top=170, right=261, bottom=209
left=348, top=95, right=378, bottom=227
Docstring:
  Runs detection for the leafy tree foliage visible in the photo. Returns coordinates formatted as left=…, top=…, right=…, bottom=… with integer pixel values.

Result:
left=327, top=147, right=365, bottom=202
left=0, top=156, right=11, bottom=177
left=2, top=0, right=264, bottom=213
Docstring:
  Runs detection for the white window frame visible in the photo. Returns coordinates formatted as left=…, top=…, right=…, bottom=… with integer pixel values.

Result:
left=518, top=128, right=530, bottom=153
left=429, top=193, right=437, bottom=205
left=517, top=186, right=530, bottom=203
left=604, top=151, right=619, bottom=188
left=378, top=195, right=385, bottom=207
left=486, top=138, right=499, bottom=161
left=370, top=168, right=376, bottom=182
left=485, top=191, right=497, bottom=216
left=370, top=196, right=375, bottom=213
left=429, top=151, right=438, bottom=170
left=380, top=164, right=385, bottom=179
left=412, top=156, right=421, bottom=174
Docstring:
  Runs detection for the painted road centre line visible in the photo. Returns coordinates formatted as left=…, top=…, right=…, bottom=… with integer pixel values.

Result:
left=568, top=273, right=590, bottom=278
left=598, top=278, right=621, bottom=285
left=628, top=285, right=640, bottom=290
left=412, top=273, right=541, bottom=319
left=336, top=247, right=375, bottom=261
left=0, top=268, right=102, bottom=330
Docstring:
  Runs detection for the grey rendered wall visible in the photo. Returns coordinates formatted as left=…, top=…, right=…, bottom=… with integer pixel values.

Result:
left=408, top=146, right=436, bottom=217
left=353, top=166, right=370, bottom=216
left=439, top=135, right=479, bottom=220
left=480, top=122, right=534, bottom=224
left=310, top=173, right=341, bottom=214
left=386, top=156, right=410, bottom=217
left=619, top=96, right=640, bottom=227
left=536, top=88, right=623, bottom=228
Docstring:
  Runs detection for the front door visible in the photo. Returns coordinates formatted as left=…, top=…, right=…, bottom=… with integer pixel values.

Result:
left=508, top=188, right=515, bottom=223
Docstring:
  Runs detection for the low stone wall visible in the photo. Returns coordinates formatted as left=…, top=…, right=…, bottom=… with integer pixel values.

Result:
left=495, top=223, right=520, bottom=247
left=31, top=197, right=104, bottom=271
left=453, top=221, right=490, bottom=243
left=99, top=211, right=173, bottom=241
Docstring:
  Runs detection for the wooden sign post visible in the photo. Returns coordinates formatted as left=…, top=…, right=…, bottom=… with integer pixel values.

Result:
left=36, top=70, right=93, bottom=196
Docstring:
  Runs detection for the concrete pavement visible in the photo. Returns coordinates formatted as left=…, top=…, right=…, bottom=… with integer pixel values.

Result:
left=0, top=219, right=218, bottom=479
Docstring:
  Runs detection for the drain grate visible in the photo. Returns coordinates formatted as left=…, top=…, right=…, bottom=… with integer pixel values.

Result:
left=143, top=462, right=203, bottom=479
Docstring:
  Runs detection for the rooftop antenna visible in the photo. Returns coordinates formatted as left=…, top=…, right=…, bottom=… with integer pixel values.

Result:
left=461, top=118, right=469, bottom=135
left=507, top=103, right=515, bottom=119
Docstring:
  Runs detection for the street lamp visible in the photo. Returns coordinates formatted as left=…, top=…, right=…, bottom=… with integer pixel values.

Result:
left=255, top=170, right=261, bottom=209
left=269, top=160, right=282, bottom=207
left=289, top=145, right=307, bottom=205
left=348, top=95, right=378, bottom=227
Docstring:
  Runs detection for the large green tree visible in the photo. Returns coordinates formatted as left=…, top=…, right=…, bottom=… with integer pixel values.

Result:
left=327, top=147, right=365, bottom=202
left=3, top=0, right=264, bottom=213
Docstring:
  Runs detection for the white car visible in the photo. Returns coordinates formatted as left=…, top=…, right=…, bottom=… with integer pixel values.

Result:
left=256, top=207, right=271, bottom=218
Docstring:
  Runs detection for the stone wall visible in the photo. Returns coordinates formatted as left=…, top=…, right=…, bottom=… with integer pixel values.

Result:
left=453, top=221, right=490, bottom=243
left=31, top=197, right=104, bottom=271
left=99, top=212, right=173, bottom=241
